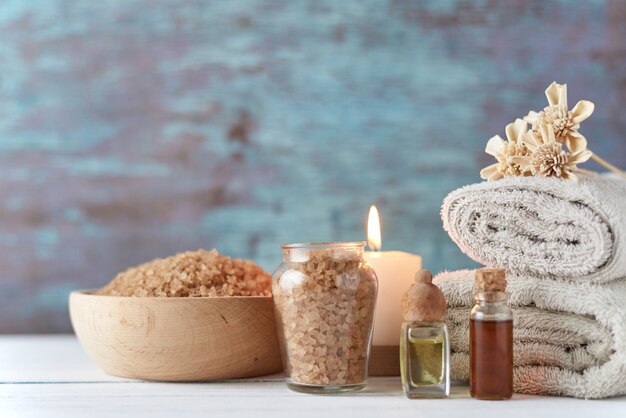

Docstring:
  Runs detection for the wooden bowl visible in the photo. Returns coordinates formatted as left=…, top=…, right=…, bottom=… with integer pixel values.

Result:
left=69, top=290, right=283, bottom=381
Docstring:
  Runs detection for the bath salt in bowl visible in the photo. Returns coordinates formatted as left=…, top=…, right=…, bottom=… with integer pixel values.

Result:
left=69, top=249, right=283, bottom=381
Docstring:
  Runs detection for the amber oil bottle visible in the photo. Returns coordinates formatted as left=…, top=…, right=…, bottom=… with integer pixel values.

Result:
left=470, top=268, right=513, bottom=400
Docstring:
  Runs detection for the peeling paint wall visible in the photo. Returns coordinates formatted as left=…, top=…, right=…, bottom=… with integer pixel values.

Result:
left=1, top=0, right=625, bottom=332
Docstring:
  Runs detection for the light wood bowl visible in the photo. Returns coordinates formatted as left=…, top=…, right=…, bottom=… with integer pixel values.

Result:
left=69, top=290, right=283, bottom=381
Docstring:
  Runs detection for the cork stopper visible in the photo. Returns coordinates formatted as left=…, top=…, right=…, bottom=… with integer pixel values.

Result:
left=401, top=269, right=446, bottom=322
left=475, top=268, right=507, bottom=292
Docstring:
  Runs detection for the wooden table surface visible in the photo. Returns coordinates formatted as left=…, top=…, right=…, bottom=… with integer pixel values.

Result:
left=1, top=335, right=625, bottom=418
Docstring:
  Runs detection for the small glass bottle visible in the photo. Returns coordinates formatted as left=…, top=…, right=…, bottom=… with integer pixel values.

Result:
left=470, top=268, right=513, bottom=400
left=400, top=269, right=450, bottom=398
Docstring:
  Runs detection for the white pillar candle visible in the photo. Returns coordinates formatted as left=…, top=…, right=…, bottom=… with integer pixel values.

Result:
left=364, top=250, right=422, bottom=346
left=364, top=205, right=422, bottom=355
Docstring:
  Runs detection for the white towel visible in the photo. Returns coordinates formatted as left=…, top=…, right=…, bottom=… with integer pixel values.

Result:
left=434, top=270, right=626, bottom=399
left=441, top=174, right=626, bottom=283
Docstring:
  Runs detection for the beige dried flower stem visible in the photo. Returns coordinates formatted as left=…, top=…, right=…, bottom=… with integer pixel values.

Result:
left=590, top=153, right=626, bottom=179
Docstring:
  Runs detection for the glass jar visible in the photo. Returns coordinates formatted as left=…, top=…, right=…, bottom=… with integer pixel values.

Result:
left=271, top=242, right=378, bottom=394
left=469, top=291, right=513, bottom=400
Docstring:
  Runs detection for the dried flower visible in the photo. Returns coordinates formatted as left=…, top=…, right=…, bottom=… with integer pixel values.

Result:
left=514, top=121, right=592, bottom=182
left=480, top=118, right=532, bottom=181
left=524, top=82, right=594, bottom=153
left=480, top=82, right=625, bottom=181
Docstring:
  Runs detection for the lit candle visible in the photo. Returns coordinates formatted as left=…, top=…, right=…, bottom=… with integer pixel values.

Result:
left=364, top=205, right=422, bottom=376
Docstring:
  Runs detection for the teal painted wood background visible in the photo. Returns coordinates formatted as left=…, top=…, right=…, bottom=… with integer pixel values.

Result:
left=1, top=0, right=625, bottom=332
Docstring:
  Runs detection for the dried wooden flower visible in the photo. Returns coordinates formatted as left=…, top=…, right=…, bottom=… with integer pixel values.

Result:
left=525, top=81, right=625, bottom=178
left=480, top=118, right=532, bottom=181
left=482, top=81, right=625, bottom=181
left=514, top=121, right=592, bottom=182
left=525, top=82, right=594, bottom=153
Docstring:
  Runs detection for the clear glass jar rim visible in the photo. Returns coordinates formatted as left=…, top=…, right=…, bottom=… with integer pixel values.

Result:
left=281, top=241, right=366, bottom=250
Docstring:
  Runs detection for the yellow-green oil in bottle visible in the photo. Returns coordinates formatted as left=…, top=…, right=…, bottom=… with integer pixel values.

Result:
left=400, top=322, right=449, bottom=398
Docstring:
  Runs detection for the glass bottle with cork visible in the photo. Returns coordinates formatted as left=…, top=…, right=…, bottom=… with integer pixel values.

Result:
left=400, top=269, right=450, bottom=398
left=470, top=268, right=513, bottom=400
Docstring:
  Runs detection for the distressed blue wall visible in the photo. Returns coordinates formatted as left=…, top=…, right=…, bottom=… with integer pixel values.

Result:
left=1, top=0, right=625, bottom=332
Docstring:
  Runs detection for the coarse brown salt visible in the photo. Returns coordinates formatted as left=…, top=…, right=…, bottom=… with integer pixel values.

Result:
left=272, top=245, right=377, bottom=390
left=98, top=249, right=271, bottom=297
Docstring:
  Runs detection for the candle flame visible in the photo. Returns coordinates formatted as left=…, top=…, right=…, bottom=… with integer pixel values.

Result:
left=367, top=205, right=382, bottom=251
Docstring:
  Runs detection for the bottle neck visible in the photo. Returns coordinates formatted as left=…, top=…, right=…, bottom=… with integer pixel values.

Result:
left=474, top=291, right=509, bottom=306
left=404, top=320, right=445, bottom=326
left=471, top=291, right=512, bottom=322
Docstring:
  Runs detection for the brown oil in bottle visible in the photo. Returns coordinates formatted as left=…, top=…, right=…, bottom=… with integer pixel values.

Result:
left=470, top=319, right=513, bottom=400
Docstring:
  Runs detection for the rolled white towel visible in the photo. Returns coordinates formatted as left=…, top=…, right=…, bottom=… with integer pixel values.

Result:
left=441, top=174, right=626, bottom=283
left=433, top=269, right=626, bottom=399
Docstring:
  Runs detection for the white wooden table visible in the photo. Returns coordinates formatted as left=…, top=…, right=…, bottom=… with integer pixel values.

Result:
left=1, top=335, right=625, bottom=418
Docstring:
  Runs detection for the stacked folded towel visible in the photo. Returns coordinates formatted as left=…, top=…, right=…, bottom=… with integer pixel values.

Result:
left=441, top=173, right=626, bottom=283
left=437, top=174, right=626, bottom=399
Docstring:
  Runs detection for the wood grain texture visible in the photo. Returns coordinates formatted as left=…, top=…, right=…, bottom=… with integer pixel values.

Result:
left=369, top=345, right=400, bottom=376
left=0, top=0, right=625, bottom=332
left=69, top=291, right=283, bottom=381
